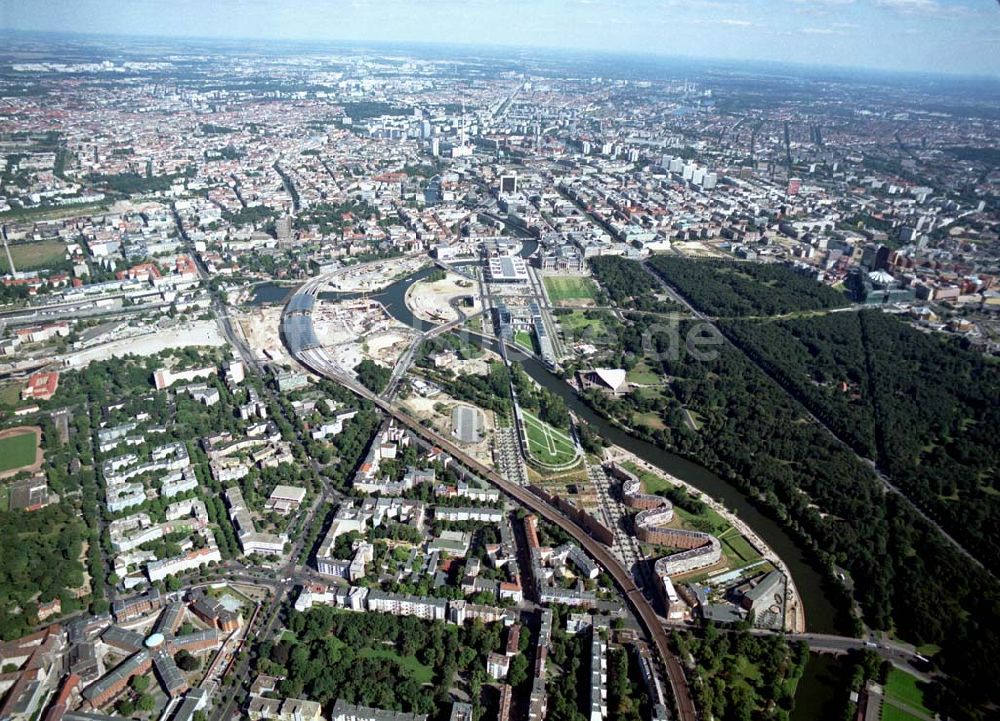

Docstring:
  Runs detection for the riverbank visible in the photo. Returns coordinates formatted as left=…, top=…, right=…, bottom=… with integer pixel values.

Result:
left=603, top=445, right=807, bottom=634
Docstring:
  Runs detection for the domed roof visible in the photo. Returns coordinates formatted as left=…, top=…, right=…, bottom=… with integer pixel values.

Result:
left=145, top=632, right=165, bottom=648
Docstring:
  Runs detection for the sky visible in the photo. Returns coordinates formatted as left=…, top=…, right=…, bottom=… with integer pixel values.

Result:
left=1, top=0, right=998, bottom=76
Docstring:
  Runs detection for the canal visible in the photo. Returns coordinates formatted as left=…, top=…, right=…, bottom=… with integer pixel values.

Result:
left=249, top=282, right=296, bottom=306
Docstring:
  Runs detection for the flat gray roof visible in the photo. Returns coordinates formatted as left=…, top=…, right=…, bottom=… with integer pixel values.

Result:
left=452, top=405, right=483, bottom=444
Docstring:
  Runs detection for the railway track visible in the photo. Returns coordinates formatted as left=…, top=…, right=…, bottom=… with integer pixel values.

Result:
left=287, top=341, right=698, bottom=721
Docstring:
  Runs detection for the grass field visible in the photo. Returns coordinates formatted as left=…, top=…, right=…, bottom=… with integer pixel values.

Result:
left=626, top=360, right=663, bottom=386
left=0, top=238, right=67, bottom=273
left=622, top=461, right=678, bottom=498
left=884, top=669, right=931, bottom=716
left=0, top=431, right=38, bottom=473
left=633, top=411, right=666, bottom=430
left=557, top=310, right=613, bottom=344
left=514, top=330, right=536, bottom=351
left=622, top=461, right=734, bottom=538
left=360, top=645, right=434, bottom=684
left=205, top=583, right=254, bottom=607
left=720, top=529, right=763, bottom=564
left=881, top=705, right=923, bottom=721
left=0, top=383, right=22, bottom=408
left=544, top=276, right=598, bottom=303
left=521, top=410, right=580, bottom=468
left=0, top=200, right=108, bottom=224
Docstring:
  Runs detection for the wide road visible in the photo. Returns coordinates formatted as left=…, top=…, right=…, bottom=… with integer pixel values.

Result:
left=280, top=300, right=698, bottom=721
left=663, top=622, right=934, bottom=681
left=385, top=309, right=484, bottom=397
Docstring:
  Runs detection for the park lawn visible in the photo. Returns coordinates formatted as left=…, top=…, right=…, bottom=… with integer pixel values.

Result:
left=633, top=411, right=666, bottom=431
left=674, top=503, right=731, bottom=536
left=717, top=539, right=744, bottom=571
left=626, top=361, right=662, bottom=386
left=205, top=583, right=254, bottom=607
left=522, top=410, right=579, bottom=467
left=732, top=655, right=762, bottom=687
left=0, top=431, right=38, bottom=473
left=622, top=461, right=731, bottom=535
left=696, top=654, right=766, bottom=712
left=683, top=408, right=704, bottom=431
left=359, top=646, right=434, bottom=685
left=544, top=276, right=598, bottom=303
left=0, top=238, right=67, bottom=273
left=719, top=531, right=763, bottom=565
left=514, top=330, right=536, bottom=352
left=557, top=310, right=612, bottom=344
left=623, top=461, right=672, bottom=496
left=881, top=705, right=923, bottom=721
left=884, top=669, right=931, bottom=716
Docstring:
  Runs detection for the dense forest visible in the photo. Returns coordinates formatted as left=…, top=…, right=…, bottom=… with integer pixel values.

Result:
left=0, top=504, right=86, bottom=640
left=580, top=259, right=1000, bottom=718
left=588, top=256, right=679, bottom=313
left=355, top=359, right=392, bottom=394
left=89, top=170, right=191, bottom=196
left=723, top=310, right=1000, bottom=572
left=647, top=256, right=849, bottom=316
left=578, top=312, right=999, bottom=719
left=255, top=605, right=506, bottom=719
left=671, top=626, right=810, bottom=721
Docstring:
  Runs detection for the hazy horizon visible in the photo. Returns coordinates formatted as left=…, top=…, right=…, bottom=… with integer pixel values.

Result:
left=2, top=0, right=998, bottom=77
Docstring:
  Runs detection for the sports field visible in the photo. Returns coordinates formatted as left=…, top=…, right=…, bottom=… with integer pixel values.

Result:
left=0, top=427, right=41, bottom=474
left=543, top=276, right=598, bottom=304
left=521, top=410, right=580, bottom=468
left=0, top=239, right=67, bottom=273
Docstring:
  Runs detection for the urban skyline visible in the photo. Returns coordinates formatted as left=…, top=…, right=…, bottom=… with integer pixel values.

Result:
left=2, top=0, right=999, bottom=77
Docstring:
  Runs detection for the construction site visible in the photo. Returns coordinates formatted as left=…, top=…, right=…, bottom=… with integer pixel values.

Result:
left=310, top=298, right=417, bottom=372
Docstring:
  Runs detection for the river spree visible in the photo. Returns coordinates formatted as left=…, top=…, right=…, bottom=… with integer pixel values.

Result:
left=271, top=261, right=854, bottom=714
left=347, top=266, right=852, bottom=635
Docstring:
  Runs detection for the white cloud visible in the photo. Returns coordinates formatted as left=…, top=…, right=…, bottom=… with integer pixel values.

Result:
left=876, top=0, right=939, bottom=10
left=874, top=0, right=976, bottom=15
